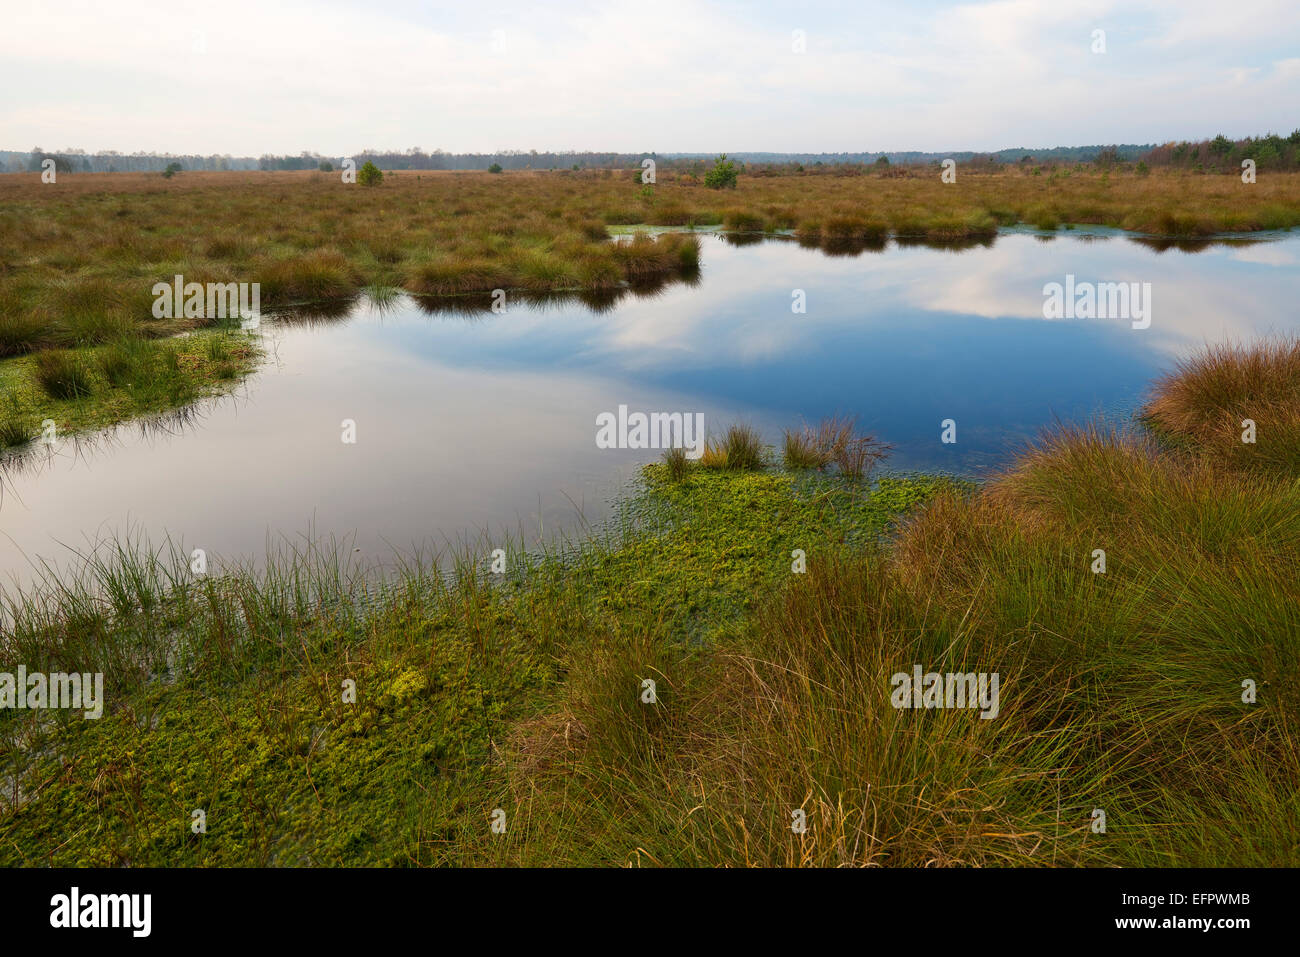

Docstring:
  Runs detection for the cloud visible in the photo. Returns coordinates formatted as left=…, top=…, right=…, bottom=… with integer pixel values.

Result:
left=1, top=0, right=1297, bottom=153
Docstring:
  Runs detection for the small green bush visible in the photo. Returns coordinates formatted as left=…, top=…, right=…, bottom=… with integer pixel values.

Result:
left=704, top=154, right=738, bottom=190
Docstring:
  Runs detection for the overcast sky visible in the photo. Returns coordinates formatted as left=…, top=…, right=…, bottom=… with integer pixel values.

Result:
left=3, top=0, right=1298, bottom=156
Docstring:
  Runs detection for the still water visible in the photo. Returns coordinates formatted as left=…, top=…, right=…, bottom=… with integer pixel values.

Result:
left=2, top=230, right=1297, bottom=588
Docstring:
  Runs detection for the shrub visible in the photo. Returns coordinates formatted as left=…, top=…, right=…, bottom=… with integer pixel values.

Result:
left=319, top=161, right=334, bottom=172
left=358, top=162, right=383, bottom=187
left=703, top=154, right=738, bottom=190
left=488, top=163, right=503, bottom=174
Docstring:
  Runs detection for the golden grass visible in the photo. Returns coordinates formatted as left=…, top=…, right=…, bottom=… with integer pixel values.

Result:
left=2, top=165, right=1297, bottom=438
left=1, top=165, right=1294, bottom=356
left=479, top=340, right=1300, bottom=867
left=1144, top=337, right=1300, bottom=476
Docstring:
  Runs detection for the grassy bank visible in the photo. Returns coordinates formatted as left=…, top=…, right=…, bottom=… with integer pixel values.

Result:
left=0, top=328, right=258, bottom=452
left=4, top=166, right=1298, bottom=436
left=1, top=337, right=1297, bottom=866
left=0, top=454, right=953, bottom=865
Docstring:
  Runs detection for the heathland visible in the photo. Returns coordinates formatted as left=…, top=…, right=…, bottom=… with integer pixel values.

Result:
left=3, top=165, right=1300, bottom=444
left=1, top=164, right=1297, bottom=866
left=0, top=337, right=1296, bottom=866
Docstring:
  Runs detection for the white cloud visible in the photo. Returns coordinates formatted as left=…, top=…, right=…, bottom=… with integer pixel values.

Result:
left=1, top=0, right=1297, bottom=153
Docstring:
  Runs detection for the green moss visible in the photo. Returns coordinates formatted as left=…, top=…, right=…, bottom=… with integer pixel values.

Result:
left=0, top=330, right=259, bottom=446
left=0, top=467, right=947, bottom=865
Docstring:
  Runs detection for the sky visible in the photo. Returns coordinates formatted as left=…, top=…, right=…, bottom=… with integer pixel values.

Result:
left=2, top=0, right=1298, bottom=156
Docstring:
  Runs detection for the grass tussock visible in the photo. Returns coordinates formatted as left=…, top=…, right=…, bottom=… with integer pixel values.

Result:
left=0, top=396, right=29, bottom=448
left=1144, top=336, right=1300, bottom=476
left=33, top=349, right=94, bottom=400
left=258, top=250, right=359, bottom=306
left=783, top=416, right=891, bottom=480
left=661, top=445, right=692, bottom=482
left=701, top=423, right=765, bottom=470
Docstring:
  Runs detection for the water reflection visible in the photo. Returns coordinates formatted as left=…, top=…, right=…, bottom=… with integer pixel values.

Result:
left=2, top=229, right=1296, bottom=588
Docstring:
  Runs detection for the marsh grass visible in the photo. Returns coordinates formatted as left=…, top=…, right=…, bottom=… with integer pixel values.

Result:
left=0, top=332, right=258, bottom=446
left=0, top=395, right=28, bottom=449
left=1, top=176, right=1298, bottom=866
left=258, top=249, right=359, bottom=305
left=0, top=460, right=957, bottom=864
left=661, top=445, right=692, bottom=482
left=782, top=429, right=830, bottom=469
left=834, top=433, right=892, bottom=481
left=492, top=425, right=1298, bottom=866
left=1, top=335, right=1297, bottom=866
left=3, top=167, right=1297, bottom=432
left=782, top=415, right=889, bottom=479
left=1144, top=336, right=1300, bottom=476
left=0, top=310, right=46, bottom=359
left=822, top=216, right=888, bottom=241
left=783, top=415, right=856, bottom=469
left=702, top=423, right=764, bottom=470
left=478, top=339, right=1300, bottom=867
left=97, top=339, right=137, bottom=387
left=34, top=349, right=94, bottom=400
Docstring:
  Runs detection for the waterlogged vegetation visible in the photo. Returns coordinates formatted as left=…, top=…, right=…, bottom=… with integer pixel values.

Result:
left=0, top=328, right=258, bottom=451
left=1, top=337, right=1297, bottom=865
left=3, top=165, right=1299, bottom=434
left=0, top=441, right=956, bottom=864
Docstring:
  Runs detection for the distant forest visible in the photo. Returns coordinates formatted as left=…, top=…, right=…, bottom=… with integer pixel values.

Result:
left=4, top=134, right=1299, bottom=175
